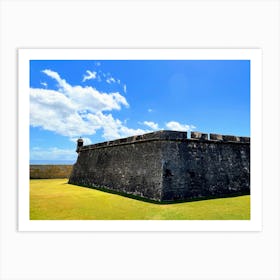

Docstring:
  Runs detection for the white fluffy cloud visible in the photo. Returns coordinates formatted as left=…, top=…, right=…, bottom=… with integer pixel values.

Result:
left=165, top=121, right=196, bottom=132
left=31, top=69, right=196, bottom=144
left=82, top=67, right=123, bottom=90
left=41, top=69, right=129, bottom=112
left=96, top=113, right=147, bottom=140
left=106, top=77, right=116, bottom=84
left=82, top=70, right=97, bottom=82
left=40, top=82, right=47, bottom=88
left=143, top=121, right=159, bottom=130
left=30, top=69, right=144, bottom=140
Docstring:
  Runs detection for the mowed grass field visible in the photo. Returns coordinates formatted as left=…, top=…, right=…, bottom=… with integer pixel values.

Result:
left=30, top=179, right=250, bottom=220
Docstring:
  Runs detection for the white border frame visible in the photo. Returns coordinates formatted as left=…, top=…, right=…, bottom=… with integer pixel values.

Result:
left=18, top=49, right=262, bottom=232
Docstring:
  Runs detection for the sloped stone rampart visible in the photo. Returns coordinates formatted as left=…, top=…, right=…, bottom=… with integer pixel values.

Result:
left=68, top=131, right=250, bottom=202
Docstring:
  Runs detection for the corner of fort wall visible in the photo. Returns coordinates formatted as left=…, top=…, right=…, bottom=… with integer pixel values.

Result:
left=69, top=130, right=250, bottom=202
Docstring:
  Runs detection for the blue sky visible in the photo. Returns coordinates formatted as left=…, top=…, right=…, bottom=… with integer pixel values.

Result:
left=30, top=60, right=250, bottom=163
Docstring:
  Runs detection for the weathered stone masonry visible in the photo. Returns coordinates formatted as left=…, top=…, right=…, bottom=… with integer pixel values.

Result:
left=68, top=131, right=250, bottom=202
left=30, top=165, right=73, bottom=179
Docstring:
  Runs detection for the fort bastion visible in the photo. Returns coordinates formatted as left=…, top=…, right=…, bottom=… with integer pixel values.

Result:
left=68, top=130, right=250, bottom=202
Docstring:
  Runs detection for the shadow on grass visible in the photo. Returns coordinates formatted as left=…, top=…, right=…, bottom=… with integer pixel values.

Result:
left=65, top=181, right=250, bottom=205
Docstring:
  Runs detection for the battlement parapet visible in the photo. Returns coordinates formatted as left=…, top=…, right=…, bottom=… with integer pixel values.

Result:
left=239, top=137, right=250, bottom=143
left=191, top=131, right=208, bottom=140
left=80, top=130, right=188, bottom=151
left=209, top=133, right=223, bottom=141
left=191, top=132, right=250, bottom=143
left=79, top=130, right=250, bottom=151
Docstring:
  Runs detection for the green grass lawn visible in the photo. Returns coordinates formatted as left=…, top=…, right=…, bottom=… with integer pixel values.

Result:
left=30, top=179, right=250, bottom=220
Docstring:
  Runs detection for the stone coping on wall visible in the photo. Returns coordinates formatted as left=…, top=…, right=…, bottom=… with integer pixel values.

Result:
left=79, top=130, right=250, bottom=151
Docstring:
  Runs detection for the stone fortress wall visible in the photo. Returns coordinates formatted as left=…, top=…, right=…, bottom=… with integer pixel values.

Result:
left=30, top=165, right=73, bottom=179
left=68, top=131, right=250, bottom=202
